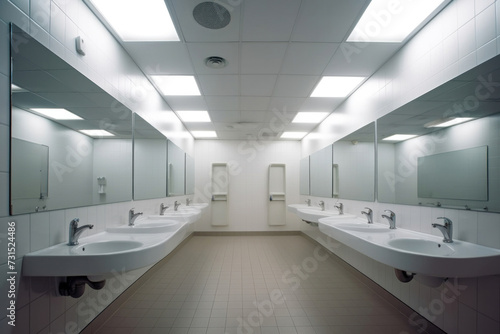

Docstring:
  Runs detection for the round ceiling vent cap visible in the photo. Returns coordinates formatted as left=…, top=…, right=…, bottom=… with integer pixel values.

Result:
left=205, top=56, right=227, bottom=69
left=193, top=2, right=231, bottom=30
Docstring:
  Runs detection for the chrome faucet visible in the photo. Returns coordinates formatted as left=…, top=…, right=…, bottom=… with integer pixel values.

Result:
left=361, top=207, right=373, bottom=224
left=174, top=200, right=181, bottom=211
left=160, top=203, right=168, bottom=215
left=186, top=198, right=191, bottom=206
left=382, top=210, right=396, bottom=229
left=68, top=218, right=94, bottom=246
left=334, top=202, right=344, bottom=215
left=318, top=200, right=325, bottom=211
left=432, top=217, right=453, bottom=243
left=305, top=199, right=311, bottom=207
left=129, top=208, right=143, bottom=226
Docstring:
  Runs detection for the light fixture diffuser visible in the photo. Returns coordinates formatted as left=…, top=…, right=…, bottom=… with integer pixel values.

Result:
left=79, top=129, right=115, bottom=137
left=191, top=131, right=217, bottom=138
left=177, top=110, right=211, bottom=123
left=424, top=117, right=474, bottom=128
left=86, top=0, right=180, bottom=41
left=347, top=0, right=448, bottom=43
left=382, top=134, right=417, bottom=141
left=311, top=76, right=365, bottom=97
left=151, top=75, right=201, bottom=96
left=30, top=108, right=83, bottom=120
left=280, top=132, right=307, bottom=139
left=292, top=112, right=329, bottom=123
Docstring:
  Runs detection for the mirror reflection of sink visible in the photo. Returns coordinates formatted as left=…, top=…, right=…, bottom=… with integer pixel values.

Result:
left=387, top=238, right=455, bottom=256
left=72, top=240, right=143, bottom=255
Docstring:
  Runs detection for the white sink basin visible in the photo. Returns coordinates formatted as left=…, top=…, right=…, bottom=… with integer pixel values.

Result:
left=387, top=238, right=455, bottom=256
left=22, top=227, right=189, bottom=277
left=318, top=217, right=500, bottom=278
left=72, top=240, right=143, bottom=254
left=154, top=209, right=201, bottom=223
left=107, top=218, right=180, bottom=234
left=186, top=203, right=208, bottom=210
left=288, top=204, right=355, bottom=223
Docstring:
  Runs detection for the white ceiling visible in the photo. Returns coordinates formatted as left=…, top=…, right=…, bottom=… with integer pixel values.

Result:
left=122, top=0, right=404, bottom=140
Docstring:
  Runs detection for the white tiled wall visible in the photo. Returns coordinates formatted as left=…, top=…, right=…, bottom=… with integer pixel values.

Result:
left=194, top=140, right=302, bottom=231
left=0, top=0, right=194, bottom=333
left=300, top=1, right=500, bottom=333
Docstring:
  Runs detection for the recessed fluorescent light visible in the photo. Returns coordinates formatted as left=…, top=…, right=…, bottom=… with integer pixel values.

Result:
left=383, top=134, right=417, bottom=141
left=79, top=129, right=115, bottom=137
left=86, top=0, right=179, bottom=41
left=424, top=117, right=474, bottom=128
left=292, top=112, right=329, bottom=123
left=311, top=76, right=365, bottom=97
left=151, top=76, right=201, bottom=96
left=30, top=108, right=83, bottom=120
left=191, top=131, right=217, bottom=138
left=281, top=132, right=307, bottom=139
left=177, top=110, right=211, bottom=123
left=347, top=0, right=448, bottom=42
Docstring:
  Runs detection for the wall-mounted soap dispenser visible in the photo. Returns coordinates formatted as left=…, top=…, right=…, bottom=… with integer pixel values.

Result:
left=97, top=177, right=106, bottom=194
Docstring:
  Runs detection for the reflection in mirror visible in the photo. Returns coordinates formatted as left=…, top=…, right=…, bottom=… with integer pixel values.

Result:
left=377, top=53, right=500, bottom=212
left=299, top=157, right=310, bottom=195
left=185, top=154, right=195, bottom=195
left=10, top=24, right=133, bottom=214
left=310, top=145, right=333, bottom=197
left=133, top=114, right=167, bottom=200
left=333, top=123, right=375, bottom=201
left=167, top=140, right=185, bottom=196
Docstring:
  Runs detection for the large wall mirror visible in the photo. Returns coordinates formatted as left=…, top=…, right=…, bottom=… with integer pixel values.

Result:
left=333, top=122, right=375, bottom=201
left=185, top=154, right=195, bottom=195
left=10, top=24, right=132, bottom=214
left=299, top=157, right=310, bottom=195
left=133, top=114, right=167, bottom=200
left=377, top=53, right=500, bottom=212
left=167, top=140, right=185, bottom=196
left=309, top=144, right=333, bottom=197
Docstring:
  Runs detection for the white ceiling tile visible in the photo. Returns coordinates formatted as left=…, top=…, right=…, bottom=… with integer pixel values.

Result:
left=124, top=42, right=193, bottom=74
left=241, top=0, right=301, bottom=41
left=205, top=96, right=240, bottom=110
left=187, top=43, right=239, bottom=74
left=240, top=75, right=277, bottom=96
left=240, top=96, right=271, bottom=110
left=209, top=110, right=241, bottom=122
left=240, top=111, right=267, bottom=123
left=280, top=43, right=340, bottom=75
left=164, top=96, right=207, bottom=110
left=268, top=97, right=306, bottom=112
left=300, top=98, right=344, bottom=112
left=291, top=0, right=367, bottom=42
left=323, top=43, right=402, bottom=76
left=273, top=75, right=319, bottom=97
left=240, top=43, right=288, bottom=74
left=171, top=0, right=241, bottom=42
left=198, top=75, right=239, bottom=95
left=183, top=122, right=215, bottom=131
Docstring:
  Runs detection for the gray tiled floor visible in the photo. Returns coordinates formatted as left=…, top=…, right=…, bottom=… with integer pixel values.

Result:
left=96, top=235, right=424, bottom=333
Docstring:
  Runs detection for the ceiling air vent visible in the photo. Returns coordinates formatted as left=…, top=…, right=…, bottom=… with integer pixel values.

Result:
left=193, top=2, right=231, bottom=29
left=205, top=56, right=227, bottom=69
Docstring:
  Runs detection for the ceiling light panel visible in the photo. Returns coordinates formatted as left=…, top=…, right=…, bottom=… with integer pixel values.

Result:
left=86, top=0, right=180, bottom=41
left=191, top=131, right=217, bottom=138
left=281, top=132, right=307, bottom=139
left=347, top=0, right=449, bottom=43
left=79, top=129, right=115, bottom=137
left=382, top=134, right=417, bottom=141
left=30, top=108, right=83, bottom=120
left=425, top=117, right=474, bottom=128
left=177, top=110, right=211, bottom=122
left=151, top=76, right=201, bottom=96
left=311, top=76, right=365, bottom=97
left=292, top=112, right=329, bottom=123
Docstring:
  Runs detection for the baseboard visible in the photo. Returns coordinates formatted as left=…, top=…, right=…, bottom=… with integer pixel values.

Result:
left=193, top=230, right=301, bottom=236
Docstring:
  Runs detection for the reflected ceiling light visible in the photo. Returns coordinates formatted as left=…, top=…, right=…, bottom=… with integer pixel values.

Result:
left=191, top=131, right=217, bottom=138
left=11, top=84, right=25, bottom=92
left=292, top=112, right=329, bottom=123
left=347, top=0, right=449, bottom=42
left=177, top=110, right=211, bottom=122
left=280, top=132, right=307, bottom=139
left=79, top=129, right=115, bottom=137
left=311, top=76, right=365, bottom=97
left=424, top=117, right=474, bottom=128
left=86, top=0, right=180, bottom=41
left=382, top=134, right=417, bottom=141
left=30, top=108, right=83, bottom=120
left=151, top=75, right=201, bottom=96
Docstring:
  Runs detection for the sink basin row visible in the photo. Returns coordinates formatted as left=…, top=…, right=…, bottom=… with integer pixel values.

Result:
left=22, top=203, right=208, bottom=277
left=289, top=204, right=500, bottom=278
